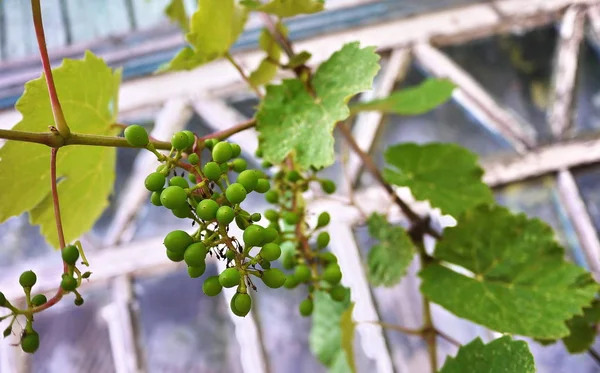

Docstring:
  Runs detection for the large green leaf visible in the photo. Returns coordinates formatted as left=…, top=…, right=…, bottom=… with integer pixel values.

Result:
left=164, top=0, right=188, bottom=32
left=0, top=51, right=121, bottom=248
left=160, top=0, right=248, bottom=72
left=383, top=143, right=494, bottom=217
left=439, top=336, right=535, bottom=373
left=420, top=204, right=599, bottom=339
left=249, top=24, right=287, bottom=87
left=242, top=0, right=324, bottom=17
left=309, top=290, right=351, bottom=367
left=340, top=303, right=357, bottom=373
left=257, top=42, right=380, bottom=169
left=350, top=78, right=456, bottom=115
left=366, top=213, right=415, bottom=287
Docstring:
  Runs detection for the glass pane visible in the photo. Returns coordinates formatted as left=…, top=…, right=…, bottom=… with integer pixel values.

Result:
left=134, top=264, right=243, bottom=373
left=574, top=38, right=600, bottom=136
left=524, top=337, right=600, bottom=373
left=27, top=286, right=115, bottom=373
left=572, top=164, right=600, bottom=238
left=0, top=214, right=53, bottom=273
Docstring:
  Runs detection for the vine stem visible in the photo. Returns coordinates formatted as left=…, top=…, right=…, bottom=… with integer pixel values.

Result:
left=225, top=53, right=263, bottom=99
left=199, top=119, right=257, bottom=141
left=31, top=0, right=70, bottom=138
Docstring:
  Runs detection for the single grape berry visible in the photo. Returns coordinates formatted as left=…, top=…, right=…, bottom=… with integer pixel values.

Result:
left=171, top=131, right=190, bottom=150
left=74, top=297, right=84, bottom=306
left=225, top=249, right=236, bottom=261
left=261, top=268, right=286, bottom=288
left=188, top=153, right=200, bottom=165
left=160, top=186, right=188, bottom=209
left=287, top=170, right=302, bottom=182
left=243, top=225, right=265, bottom=247
left=294, top=265, right=311, bottom=283
left=169, top=176, right=189, bottom=189
left=0, top=292, right=6, bottom=307
left=283, top=212, right=299, bottom=225
left=255, top=148, right=263, bottom=157
left=219, top=267, right=241, bottom=288
left=299, top=299, right=314, bottom=317
left=262, top=227, right=279, bottom=243
left=220, top=163, right=230, bottom=173
left=317, top=212, right=330, bottom=228
left=151, top=191, right=162, bottom=206
left=232, top=158, right=247, bottom=172
left=188, top=174, right=197, bottom=184
left=183, top=130, right=196, bottom=148
left=254, top=179, right=270, bottom=193
left=184, top=242, right=208, bottom=268
left=204, top=138, right=217, bottom=149
left=265, top=190, right=279, bottom=204
left=188, top=263, right=206, bottom=278
left=226, top=183, right=247, bottom=204
left=203, top=162, right=222, bottom=181
left=281, top=251, right=295, bottom=269
left=284, top=276, right=299, bottom=289
left=19, top=271, right=37, bottom=288
left=172, top=205, right=193, bottom=219
left=144, top=172, right=166, bottom=192
left=330, top=285, right=348, bottom=302
left=203, top=276, right=223, bottom=296
left=260, top=259, right=271, bottom=270
left=21, top=330, right=40, bottom=354
left=166, top=249, right=185, bottom=262
left=196, top=199, right=219, bottom=221
left=60, top=274, right=78, bottom=292
left=320, top=179, right=336, bottom=194
left=212, top=142, right=234, bottom=163
left=317, top=232, right=330, bottom=249
left=231, top=292, right=252, bottom=317
left=264, top=209, right=278, bottom=221
left=163, top=230, right=194, bottom=255
left=230, top=143, right=242, bottom=158
left=124, top=125, right=149, bottom=147
left=237, top=170, right=259, bottom=192
left=323, top=264, right=342, bottom=285
left=260, top=243, right=281, bottom=261
left=61, top=245, right=79, bottom=265
left=261, top=160, right=272, bottom=168
left=251, top=213, right=262, bottom=222
left=31, top=294, right=47, bottom=306
left=236, top=216, right=251, bottom=230
left=320, top=252, right=338, bottom=264
left=216, top=206, right=235, bottom=225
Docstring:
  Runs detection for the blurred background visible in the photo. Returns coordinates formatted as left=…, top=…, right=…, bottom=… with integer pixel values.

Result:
left=0, top=0, right=600, bottom=372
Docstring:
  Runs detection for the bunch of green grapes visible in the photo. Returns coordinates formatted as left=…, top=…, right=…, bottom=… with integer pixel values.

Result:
left=125, top=125, right=286, bottom=317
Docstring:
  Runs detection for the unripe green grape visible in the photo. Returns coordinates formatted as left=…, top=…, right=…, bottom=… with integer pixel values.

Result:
left=260, top=259, right=271, bottom=269
left=204, top=138, right=217, bottom=149
left=19, top=271, right=37, bottom=288
left=211, top=192, right=222, bottom=201
left=323, top=264, right=342, bottom=285
left=151, top=191, right=162, bottom=206
left=294, top=265, right=311, bottom=283
left=60, top=274, right=78, bottom=292
left=265, top=190, right=279, bottom=204
left=255, top=179, right=270, bottom=193
left=320, top=179, right=336, bottom=194
left=61, top=245, right=79, bottom=265
left=330, top=285, right=348, bottom=302
left=169, top=176, right=189, bottom=189
left=261, top=160, right=272, bottom=168
left=144, top=172, right=166, bottom=192
left=317, top=212, right=330, bottom=228
left=283, top=212, right=299, bottom=225
left=0, top=292, right=6, bottom=307
left=251, top=213, right=262, bottom=222
left=299, top=299, right=314, bottom=317
left=217, top=206, right=235, bottom=225
left=203, top=162, right=222, bottom=181
left=188, top=153, right=200, bottom=165
left=212, top=142, right=233, bottom=163
left=196, top=199, right=219, bottom=221
left=287, top=170, right=302, bottom=182
left=219, top=267, right=241, bottom=288
left=225, top=249, right=236, bottom=261
left=320, top=252, right=338, bottom=264
left=231, top=143, right=242, bottom=158
left=160, top=186, right=188, bottom=209
left=243, top=225, right=265, bottom=247
left=261, top=268, right=286, bottom=288
left=231, top=293, right=252, bottom=317
left=282, top=250, right=295, bottom=269
left=255, top=148, right=263, bottom=158
left=171, top=131, right=190, bottom=150
left=156, top=164, right=168, bottom=173
left=188, top=263, right=206, bottom=278
left=124, top=125, right=149, bottom=147
left=166, top=249, right=185, bottom=262
left=163, top=230, right=194, bottom=255
left=232, top=158, right=247, bottom=172
left=236, top=216, right=251, bottom=230
left=260, top=243, right=281, bottom=261
left=226, top=183, right=247, bottom=204
left=203, top=276, right=223, bottom=296
left=172, top=205, right=193, bottom=219
left=283, top=275, right=299, bottom=289
left=262, top=227, right=278, bottom=243
left=21, top=330, right=40, bottom=354
left=31, top=294, right=47, bottom=307
left=237, top=170, right=258, bottom=192
left=264, top=209, right=278, bottom=221
left=184, top=242, right=208, bottom=267
left=188, top=174, right=197, bottom=184
left=183, top=130, right=196, bottom=148
left=74, top=297, right=84, bottom=306
left=317, top=232, right=330, bottom=249
left=218, top=164, right=229, bottom=174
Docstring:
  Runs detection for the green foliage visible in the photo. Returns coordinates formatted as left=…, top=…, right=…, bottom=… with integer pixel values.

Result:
left=420, top=204, right=599, bottom=339
left=350, top=78, right=456, bottom=115
left=257, top=42, right=380, bottom=169
left=339, top=303, right=357, bottom=373
left=241, top=0, right=324, bottom=17
left=383, top=143, right=494, bottom=217
left=164, top=0, right=188, bottom=32
left=366, top=213, right=415, bottom=286
left=249, top=24, right=287, bottom=87
left=439, top=336, right=535, bottom=373
left=0, top=51, right=121, bottom=247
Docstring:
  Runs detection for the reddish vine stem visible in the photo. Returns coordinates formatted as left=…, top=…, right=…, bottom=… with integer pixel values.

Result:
left=199, top=119, right=257, bottom=142
left=31, top=0, right=70, bottom=138
left=225, top=53, right=264, bottom=99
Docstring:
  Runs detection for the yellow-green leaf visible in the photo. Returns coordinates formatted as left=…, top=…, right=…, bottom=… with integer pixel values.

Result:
left=164, top=0, right=188, bottom=32
left=0, top=51, right=121, bottom=248
left=340, top=303, right=357, bottom=373
left=249, top=24, right=287, bottom=87
left=242, top=0, right=324, bottom=17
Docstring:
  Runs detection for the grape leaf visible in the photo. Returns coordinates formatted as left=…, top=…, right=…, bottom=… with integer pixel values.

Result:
left=420, top=204, right=599, bottom=339
left=164, top=0, right=188, bottom=32
left=340, top=303, right=357, bottom=373
left=366, top=213, right=415, bottom=287
left=159, top=0, right=248, bottom=72
left=249, top=24, right=287, bottom=87
left=310, top=289, right=351, bottom=367
left=242, top=0, right=324, bottom=17
left=257, top=42, right=380, bottom=169
left=0, top=51, right=121, bottom=248
left=350, top=78, right=456, bottom=115
left=329, top=351, right=353, bottom=373
left=383, top=143, right=493, bottom=217
left=439, top=336, right=535, bottom=373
